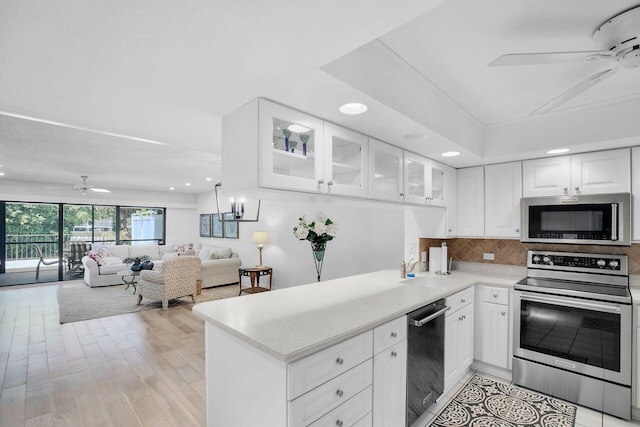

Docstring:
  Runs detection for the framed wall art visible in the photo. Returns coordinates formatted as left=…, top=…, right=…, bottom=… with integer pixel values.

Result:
left=212, top=214, right=224, bottom=238
left=223, top=212, right=238, bottom=239
left=199, top=214, right=211, bottom=237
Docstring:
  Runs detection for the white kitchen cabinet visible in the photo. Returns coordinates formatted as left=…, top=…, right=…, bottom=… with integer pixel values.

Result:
left=444, top=165, right=457, bottom=237
left=457, top=166, right=484, bottom=237
left=257, top=99, right=369, bottom=197
left=475, top=286, right=510, bottom=370
left=485, top=162, right=522, bottom=238
left=368, top=138, right=404, bottom=202
left=632, top=147, right=640, bottom=241
left=373, top=340, right=407, bottom=427
left=522, top=148, right=630, bottom=197
left=323, top=122, right=369, bottom=198
left=259, top=99, right=326, bottom=193
left=403, top=152, right=431, bottom=205
left=444, top=287, right=474, bottom=393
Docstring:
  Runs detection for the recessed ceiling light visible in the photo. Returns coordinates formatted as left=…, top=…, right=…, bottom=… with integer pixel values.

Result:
left=441, top=151, right=461, bottom=157
left=169, top=187, right=175, bottom=190
left=206, top=177, right=212, bottom=182
left=288, top=124, right=310, bottom=133
left=185, top=183, right=191, bottom=186
left=0, top=172, right=5, bottom=176
left=546, top=148, right=570, bottom=154
left=339, top=102, right=368, bottom=115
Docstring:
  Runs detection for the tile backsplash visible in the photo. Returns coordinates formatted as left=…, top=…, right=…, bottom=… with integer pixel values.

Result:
left=419, top=238, right=640, bottom=275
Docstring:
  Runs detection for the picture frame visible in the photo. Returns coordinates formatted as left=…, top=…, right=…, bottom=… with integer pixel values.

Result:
left=199, top=214, right=211, bottom=237
left=223, top=212, right=239, bottom=239
left=212, top=214, right=224, bottom=238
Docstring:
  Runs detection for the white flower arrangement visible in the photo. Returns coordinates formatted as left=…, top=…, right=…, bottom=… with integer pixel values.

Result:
left=293, top=212, right=337, bottom=244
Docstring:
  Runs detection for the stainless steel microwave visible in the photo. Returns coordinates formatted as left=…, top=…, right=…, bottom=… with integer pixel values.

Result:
left=521, top=192, right=631, bottom=246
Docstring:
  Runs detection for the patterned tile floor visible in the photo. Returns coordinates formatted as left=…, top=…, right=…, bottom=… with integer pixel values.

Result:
left=419, top=371, right=640, bottom=427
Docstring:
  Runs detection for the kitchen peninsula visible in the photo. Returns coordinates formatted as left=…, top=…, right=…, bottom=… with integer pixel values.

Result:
left=192, top=269, right=520, bottom=427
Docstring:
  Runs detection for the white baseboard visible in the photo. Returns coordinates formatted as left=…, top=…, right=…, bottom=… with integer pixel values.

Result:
left=472, top=360, right=512, bottom=382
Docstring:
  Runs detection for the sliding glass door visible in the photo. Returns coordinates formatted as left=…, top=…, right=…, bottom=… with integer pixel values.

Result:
left=1, top=202, right=62, bottom=286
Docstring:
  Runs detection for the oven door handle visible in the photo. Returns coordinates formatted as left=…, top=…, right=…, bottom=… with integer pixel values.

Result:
left=519, top=292, right=623, bottom=313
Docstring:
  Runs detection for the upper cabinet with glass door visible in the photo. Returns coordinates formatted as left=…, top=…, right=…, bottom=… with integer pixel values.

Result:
left=403, top=152, right=431, bottom=205
left=369, top=138, right=404, bottom=202
left=323, top=123, right=368, bottom=198
left=259, top=100, right=325, bottom=193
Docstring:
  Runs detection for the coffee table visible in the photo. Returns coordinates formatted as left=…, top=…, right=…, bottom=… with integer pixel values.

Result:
left=117, top=270, right=140, bottom=293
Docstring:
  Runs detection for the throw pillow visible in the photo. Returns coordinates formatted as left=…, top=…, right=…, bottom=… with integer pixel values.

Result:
left=208, top=245, right=232, bottom=258
left=209, top=252, right=220, bottom=260
left=180, top=249, right=196, bottom=256
left=162, top=252, right=179, bottom=261
left=86, top=247, right=112, bottom=265
left=198, top=246, right=212, bottom=262
left=99, top=256, right=123, bottom=266
left=172, top=243, right=193, bottom=253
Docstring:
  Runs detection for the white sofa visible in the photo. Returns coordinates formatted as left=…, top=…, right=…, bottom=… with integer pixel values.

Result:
left=81, top=243, right=241, bottom=288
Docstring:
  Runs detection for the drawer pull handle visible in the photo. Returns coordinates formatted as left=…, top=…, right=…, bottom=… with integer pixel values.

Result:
left=391, top=351, right=398, bottom=357
left=461, top=298, right=466, bottom=303
left=492, top=292, right=498, bottom=298
left=336, top=389, right=344, bottom=397
left=390, top=331, right=397, bottom=338
left=501, top=311, right=506, bottom=316
left=336, top=357, right=344, bottom=365
left=336, top=420, right=344, bottom=427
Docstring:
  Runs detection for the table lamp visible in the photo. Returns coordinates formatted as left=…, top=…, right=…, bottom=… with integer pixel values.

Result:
left=252, top=231, right=270, bottom=266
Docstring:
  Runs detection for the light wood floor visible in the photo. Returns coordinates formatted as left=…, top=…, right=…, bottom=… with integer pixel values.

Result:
left=0, top=282, right=238, bottom=427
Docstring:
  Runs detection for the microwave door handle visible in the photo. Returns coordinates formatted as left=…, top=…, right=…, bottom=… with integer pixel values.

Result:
left=611, top=203, right=618, bottom=241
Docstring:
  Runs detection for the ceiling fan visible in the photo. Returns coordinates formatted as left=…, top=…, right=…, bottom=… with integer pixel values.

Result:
left=73, top=176, right=111, bottom=194
left=489, top=5, right=640, bottom=114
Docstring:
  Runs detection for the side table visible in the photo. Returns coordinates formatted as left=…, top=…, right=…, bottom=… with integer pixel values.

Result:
left=117, top=270, right=140, bottom=294
left=238, top=266, right=273, bottom=295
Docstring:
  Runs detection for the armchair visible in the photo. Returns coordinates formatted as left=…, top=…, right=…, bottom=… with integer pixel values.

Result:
left=33, top=243, right=60, bottom=280
left=136, top=256, right=201, bottom=310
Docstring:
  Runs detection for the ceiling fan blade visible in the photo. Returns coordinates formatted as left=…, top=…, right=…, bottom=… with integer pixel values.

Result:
left=89, top=188, right=111, bottom=193
left=489, top=50, right=615, bottom=66
left=532, top=67, right=618, bottom=115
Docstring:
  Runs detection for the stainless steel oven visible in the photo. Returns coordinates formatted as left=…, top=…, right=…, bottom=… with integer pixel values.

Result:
left=513, top=251, right=633, bottom=420
left=521, top=192, right=630, bottom=246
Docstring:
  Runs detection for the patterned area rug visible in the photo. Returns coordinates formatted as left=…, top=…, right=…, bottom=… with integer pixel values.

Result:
left=431, top=375, right=576, bottom=427
left=57, top=281, right=237, bottom=323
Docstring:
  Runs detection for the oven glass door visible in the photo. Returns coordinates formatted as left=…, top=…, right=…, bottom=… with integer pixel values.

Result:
left=528, top=203, right=615, bottom=240
left=514, top=291, right=631, bottom=386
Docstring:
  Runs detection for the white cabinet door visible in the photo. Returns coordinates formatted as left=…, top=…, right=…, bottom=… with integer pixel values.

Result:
left=633, top=147, right=640, bottom=241
left=480, top=302, right=509, bottom=369
left=457, top=166, right=484, bottom=237
left=445, top=166, right=457, bottom=237
left=570, top=148, right=630, bottom=195
left=523, top=148, right=631, bottom=197
left=324, top=123, right=369, bottom=198
left=372, top=340, right=407, bottom=427
left=444, top=299, right=474, bottom=393
left=260, top=100, right=325, bottom=192
left=522, top=155, right=571, bottom=197
left=485, top=162, right=522, bottom=238
left=428, top=160, right=447, bottom=207
left=404, top=152, right=431, bottom=205
left=368, top=138, right=404, bottom=202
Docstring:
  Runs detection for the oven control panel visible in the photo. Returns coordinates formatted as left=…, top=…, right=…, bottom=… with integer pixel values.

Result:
left=529, top=251, right=625, bottom=271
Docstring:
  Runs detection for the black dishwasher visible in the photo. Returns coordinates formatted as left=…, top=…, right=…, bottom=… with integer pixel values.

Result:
left=406, top=299, right=449, bottom=427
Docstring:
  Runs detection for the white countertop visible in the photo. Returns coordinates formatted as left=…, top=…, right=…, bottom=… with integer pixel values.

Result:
left=192, top=269, right=521, bottom=363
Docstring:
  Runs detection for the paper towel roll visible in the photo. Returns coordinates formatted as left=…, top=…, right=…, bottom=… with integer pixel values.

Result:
left=440, top=243, right=448, bottom=273
left=429, top=247, right=441, bottom=273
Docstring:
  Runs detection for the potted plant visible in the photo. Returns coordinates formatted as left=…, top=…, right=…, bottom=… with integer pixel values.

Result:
left=123, top=255, right=152, bottom=271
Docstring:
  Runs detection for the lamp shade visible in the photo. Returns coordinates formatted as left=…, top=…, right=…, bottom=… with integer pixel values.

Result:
left=252, top=231, right=270, bottom=245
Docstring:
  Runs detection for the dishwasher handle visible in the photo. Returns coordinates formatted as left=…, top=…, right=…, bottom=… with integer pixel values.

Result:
left=409, top=306, right=450, bottom=327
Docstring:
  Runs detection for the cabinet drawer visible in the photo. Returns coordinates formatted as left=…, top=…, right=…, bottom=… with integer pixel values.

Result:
left=445, top=287, right=474, bottom=313
left=290, top=360, right=373, bottom=427
left=288, top=331, right=373, bottom=400
left=306, top=385, right=373, bottom=427
left=373, top=316, right=407, bottom=354
left=481, top=286, right=508, bottom=305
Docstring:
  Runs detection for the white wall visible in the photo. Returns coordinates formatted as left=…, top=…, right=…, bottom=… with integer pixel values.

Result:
left=196, top=190, right=415, bottom=288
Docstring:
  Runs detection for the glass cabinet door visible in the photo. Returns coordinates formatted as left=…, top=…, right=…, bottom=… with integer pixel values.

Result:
left=259, top=100, right=324, bottom=192
left=369, top=138, right=403, bottom=202
left=404, top=153, right=431, bottom=205
left=323, top=123, right=368, bottom=198
left=429, top=161, right=446, bottom=207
